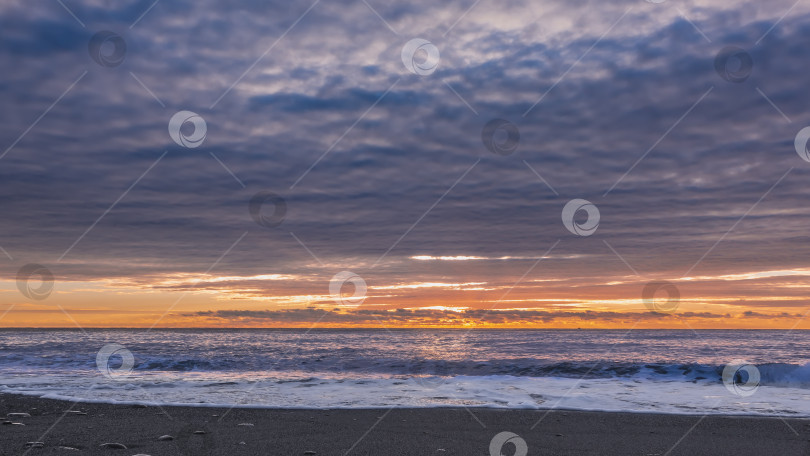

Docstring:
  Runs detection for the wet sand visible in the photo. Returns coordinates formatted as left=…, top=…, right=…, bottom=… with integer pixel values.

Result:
left=1, top=392, right=809, bottom=455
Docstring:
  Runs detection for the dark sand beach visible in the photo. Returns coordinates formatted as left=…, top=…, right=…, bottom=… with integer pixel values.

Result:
left=1, top=393, right=808, bottom=455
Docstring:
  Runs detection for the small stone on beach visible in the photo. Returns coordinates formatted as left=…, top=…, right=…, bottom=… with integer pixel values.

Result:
left=157, top=435, right=174, bottom=441
left=25, top=442, right=45, bottom=448
left=8, top=412, right=31, bottom=418
left=99, top=442, right=128, bottom=449
left=193, top=430, right=206, bottom=434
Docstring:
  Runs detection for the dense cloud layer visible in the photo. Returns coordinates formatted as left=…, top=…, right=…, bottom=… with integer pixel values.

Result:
left=1, top=0, right=810, bottom=317
left=186, top=307, right=808, bottom=326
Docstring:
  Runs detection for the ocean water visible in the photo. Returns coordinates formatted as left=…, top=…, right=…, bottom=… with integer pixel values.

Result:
left=1, top=329, right=809, bottom=416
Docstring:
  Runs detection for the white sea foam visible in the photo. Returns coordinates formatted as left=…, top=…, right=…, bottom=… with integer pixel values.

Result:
left=1, top=329, right=809, bottom=415
left=2, top=373, right=810, bottom=416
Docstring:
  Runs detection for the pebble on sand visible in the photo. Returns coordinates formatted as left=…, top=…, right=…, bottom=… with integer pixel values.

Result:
left=24, top=442, right=45, bottom=448
left=8, top=412, right=31, bottom=418
left=157, top=435, right=174, bottom=441
left=193, top=430, right=206, bottom=434
left=99, top=442, right=128, bottom=449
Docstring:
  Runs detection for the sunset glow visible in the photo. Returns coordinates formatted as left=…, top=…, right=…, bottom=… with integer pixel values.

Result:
left=3, top=259, right=810, bottom=328
left=2, top=0, right=810, bottom=331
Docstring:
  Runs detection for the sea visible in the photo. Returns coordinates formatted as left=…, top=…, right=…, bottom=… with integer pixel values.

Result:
left=1, top=329, right=809, bottom=416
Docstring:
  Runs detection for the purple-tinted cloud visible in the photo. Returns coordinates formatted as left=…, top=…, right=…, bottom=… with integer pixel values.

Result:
left=0, top=0, right=809, bottom=303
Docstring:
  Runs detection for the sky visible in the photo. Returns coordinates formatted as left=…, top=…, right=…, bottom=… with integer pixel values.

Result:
left=2, top=0, right=810, bottom=328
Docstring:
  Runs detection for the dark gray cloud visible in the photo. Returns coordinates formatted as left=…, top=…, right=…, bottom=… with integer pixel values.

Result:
left=185, top=307, right=810, bottom=325
left=1, top=0, right=809, bottom=300
left=742, top=310, right=800, bottom=318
